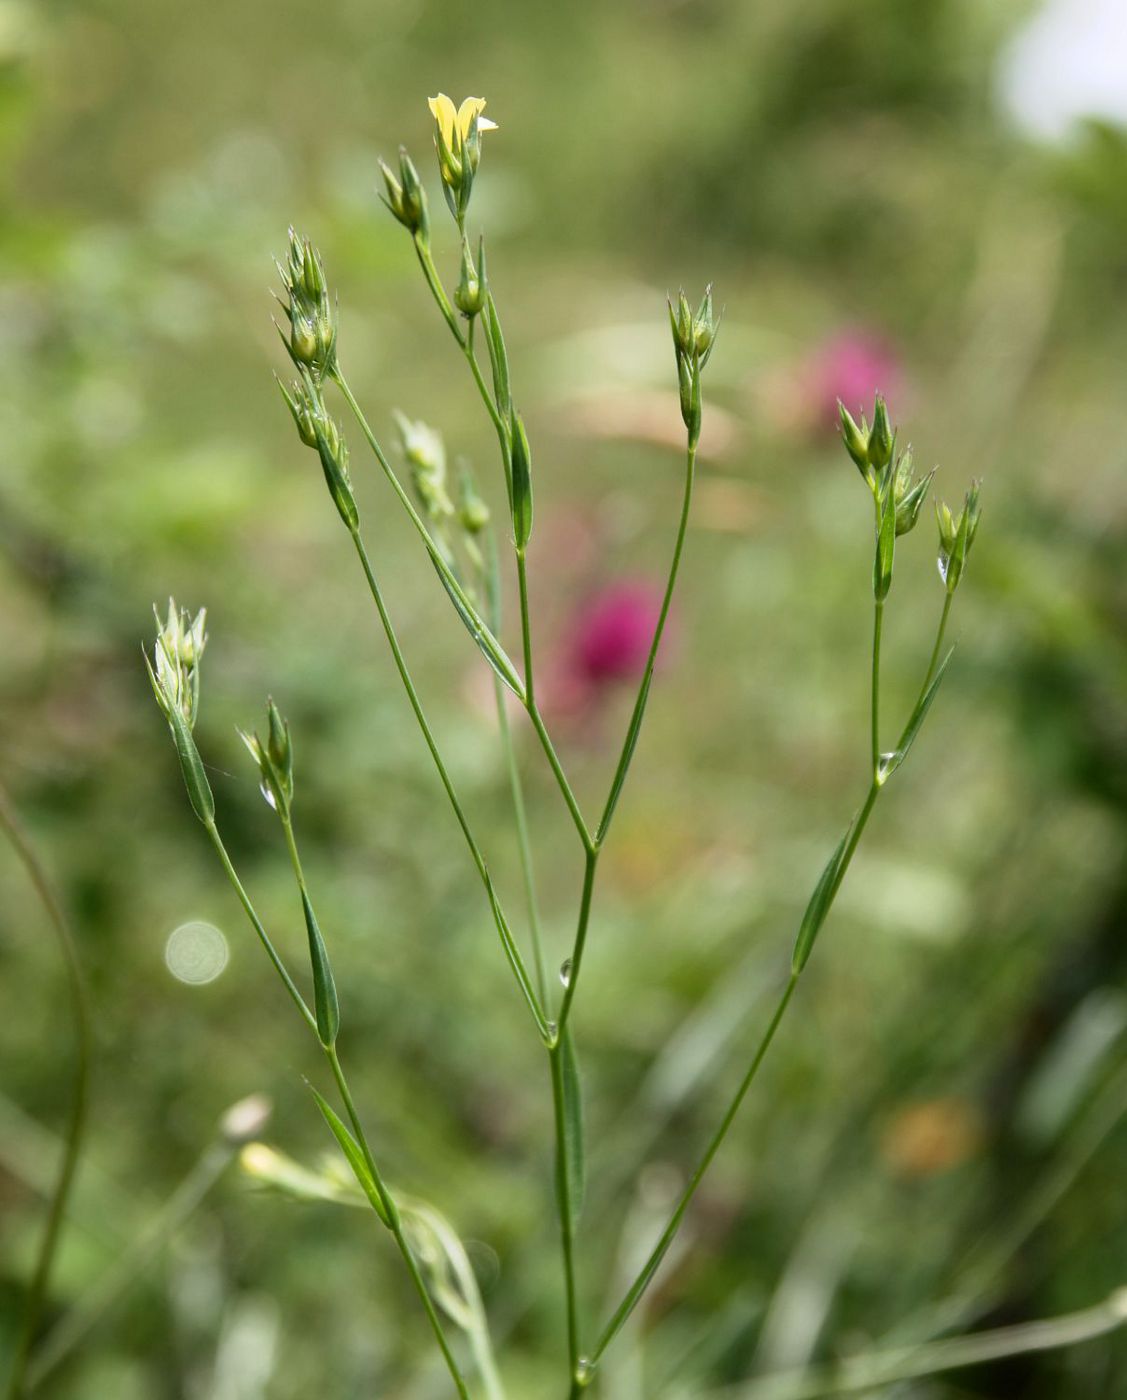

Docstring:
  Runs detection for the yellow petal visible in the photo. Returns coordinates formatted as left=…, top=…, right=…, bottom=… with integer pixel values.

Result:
left=456, top=95, right=489, bottom=139
left=428, top=93, right=458, bottom=147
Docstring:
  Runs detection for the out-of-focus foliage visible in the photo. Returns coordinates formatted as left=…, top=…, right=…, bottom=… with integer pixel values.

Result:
left=1, top=0, right=1125, bottom=1396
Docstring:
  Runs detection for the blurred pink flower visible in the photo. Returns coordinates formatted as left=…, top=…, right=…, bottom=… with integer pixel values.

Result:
left=571, top=581, right=665, bottom=685
left=543, top=580, right=669, bottom=723
left=804, top=329, right=902, bottom=431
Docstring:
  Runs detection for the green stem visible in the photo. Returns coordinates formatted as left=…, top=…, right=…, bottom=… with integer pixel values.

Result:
left=549, top=1043, right=582, bottom=1385
left=487, top=536, right=548, bottom=1005
left=333, top=372, right=521, bottom=702
left=326, top=1047, right=471, bottom=1399
left=556, top=850, right=598, bottom=1034
left=921, top=592, right=953, bottom=698
left=587, top=974, right=800, bottom=1372
left=349, top=528, right=550, bottom=1041
left=27, top=1141, right=233, bottom=1389
left=597, top=441, right=697, bottom=846
left=0, top=781, right=91, bottom=1400
left=204, top=821, right=317, bottom=1035
left=870, top=598, right=884, bottom=777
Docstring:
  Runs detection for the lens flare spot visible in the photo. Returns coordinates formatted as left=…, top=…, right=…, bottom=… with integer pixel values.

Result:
left=165, top=920, right=229, bottom=985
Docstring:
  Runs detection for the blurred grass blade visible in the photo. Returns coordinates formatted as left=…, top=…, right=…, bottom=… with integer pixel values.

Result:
left=510, top=413, right=533, bottom=550
left=309, top=1088, right=390, bottom=1226
left=432, top=556, right=526, bottom=698
left=791, top=826, right=853, bottom=975
left=301, top=893, right=339, bottom=1048
left=882, top=646, right=955, bottom=782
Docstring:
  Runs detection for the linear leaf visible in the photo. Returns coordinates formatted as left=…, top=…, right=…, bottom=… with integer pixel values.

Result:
left=432, top=556, right=525, bottom=700
left=882, top=645, right=955, bottom=782
left=309, top=1086, right=390, bottom=1226
left=301, top=892, right=339, bottom=1047
left=791, top=824, right=853, bottom=974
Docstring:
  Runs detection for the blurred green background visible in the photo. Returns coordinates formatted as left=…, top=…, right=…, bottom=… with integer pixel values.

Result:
left=2, top=0, right=1126, bottom=1396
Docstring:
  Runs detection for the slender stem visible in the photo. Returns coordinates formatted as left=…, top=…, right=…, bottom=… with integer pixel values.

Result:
left=921, top=592, right=954, bottom=697
left=597, top=441, right=697, bottom=847
left=349, top=527, right=550, bottom=1041
left=528, top=702, right=594, bottom=854
left=413, top=236, right=511, bottom=453
left=556, top=850, right=598, bottom=1033
left=549, top=1043, right=582, bottom=1385
left=587, top=974, right=800, bottom=1371
left=0, top=781, right=91, bottom=1400
left=27, top=1142, right=234, bottom=1389
left=487, top=536, right=549, bottom=1005
left=333, top=372, right=522, bottom=701
left=204, top=821, right=317, bottom=1035
left=326, top=1047, right=471, bottom=1399
left=516, top=549, right=534, bottom=702
left=206, top=813, right=469, bottom=1397
left=870, top=599, right=884, bottom=776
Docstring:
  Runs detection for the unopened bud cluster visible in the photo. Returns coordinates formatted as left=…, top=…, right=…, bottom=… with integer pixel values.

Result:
left=276, top=229, right=337, bottom=381
left=240, top=698, right=294, bottom=816
left=394, top=411, right=491, bottom=584
left=145, top=599, right=214, bottom=824
left=839, top=394, right=981, bottom=598
left=669, top=286, right=717, bottom=451
left=378, top=149, right=429, bottom=241
left=279, top=374, right=357, bottom=530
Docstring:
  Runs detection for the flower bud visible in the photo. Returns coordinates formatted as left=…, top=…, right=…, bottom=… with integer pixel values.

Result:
left=458, top=469, right=490, bottom=536
left=669, top=290, right=694, bottom=360
left=838, top=401, right=870, bottom=474
left=276, top=229, right=337, bottom=380
left=936, top=481, right=982, bottom=592
left=892, top=451, right=934, bottom=537
left=678, top=351, right=702, bottom=448
left=692, top=284, right=718, bottom=363
left=454, top=236, right=485, bottom=318
left=868, top=394, right=894, bottom=472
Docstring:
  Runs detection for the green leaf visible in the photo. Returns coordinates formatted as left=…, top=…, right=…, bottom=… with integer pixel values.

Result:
left=302, top=891, right=339, bottom=1047
left=165, top=697, right=215, bottom=826
left=881, top=646, right=955, bottom=782
left=431, top=555, right=526, bottom=700
left=559, top=1024, right=585, bottom=1221
left=510, top=412, right=533, bottom=550
left=791, top=824, right=853, bottom=974
left=483, top=293, right=511, bottom=421
left=309, top=1086, right=391, bottom=1227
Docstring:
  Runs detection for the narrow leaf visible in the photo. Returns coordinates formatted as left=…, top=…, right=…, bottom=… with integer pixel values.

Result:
left=559, top=1024, right=585, bottom=1221
left=166, top=702, right=215, bottom=826
left=791, top=824, right=853, bottom=974
left=510, top=412, right=533, bottom=550
left=302, top=891, right=339, bottom=1047
left=432, top=555, right=526, bottom=700
left=483, top=293, right=511, bottom=420
left=882, top=645, right=955, bottom=782
left=309, top=1086, right=391, bottom=1227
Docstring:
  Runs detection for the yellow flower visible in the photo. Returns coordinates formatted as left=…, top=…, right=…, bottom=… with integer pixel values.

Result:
left=427, top=93, right=498, bottom=149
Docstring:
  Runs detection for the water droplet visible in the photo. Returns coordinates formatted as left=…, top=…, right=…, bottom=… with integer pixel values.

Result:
left=576, top=1357, right=594, bottom=1384
left=259, top=782, right=277, bottom=811
left=559, top=959, right=572, bottom=988
left=165, top=920, right=229, bottom=985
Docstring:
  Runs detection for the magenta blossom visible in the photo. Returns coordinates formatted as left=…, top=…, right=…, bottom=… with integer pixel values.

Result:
left=805, top=329, right=902, bottom=432
left=571, top=581, right=666, bottom=686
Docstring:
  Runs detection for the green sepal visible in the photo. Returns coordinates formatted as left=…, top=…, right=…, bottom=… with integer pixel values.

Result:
left=431, top=554, right=526, bottom=700
left=510, top=412, right=533, bottom=550
left=873, top=484, right=896, bottom=602
left=302, top=891, right=339, bottom=1047
left=880, top=646, right=955, bottom=784
left=559, top=1024, right=586, bottom=1222
left=309, top=1086, right=394, bottom=1228
left=147, top=651, right=215, bottom=826
left=791, top=824, right=853, bottom=974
